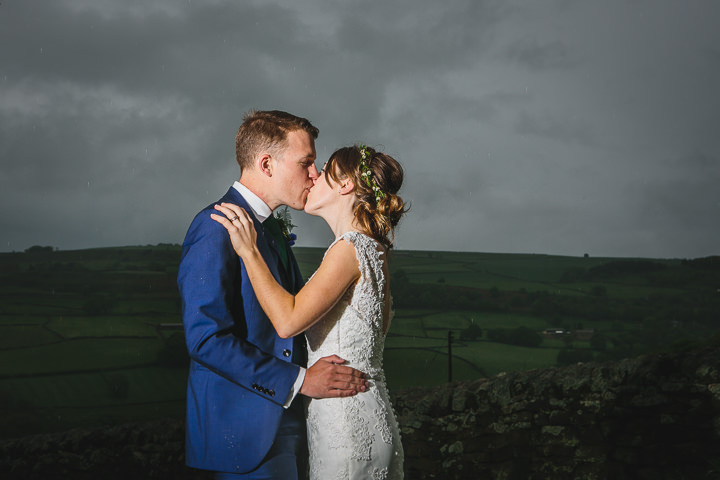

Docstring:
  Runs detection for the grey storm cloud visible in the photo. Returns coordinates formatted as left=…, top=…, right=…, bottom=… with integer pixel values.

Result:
left=1, top=0, right=718, bottom=258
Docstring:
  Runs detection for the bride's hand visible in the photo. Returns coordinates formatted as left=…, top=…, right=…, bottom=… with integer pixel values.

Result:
left=211, top=203, right=258, bottom=259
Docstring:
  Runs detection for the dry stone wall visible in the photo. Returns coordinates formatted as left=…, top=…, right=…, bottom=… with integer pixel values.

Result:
left=395, top=345, right=720, bottom=479
left=2, top=346, right=719, bottom=479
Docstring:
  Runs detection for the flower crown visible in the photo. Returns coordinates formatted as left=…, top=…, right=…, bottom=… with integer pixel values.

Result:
left=358, top=145, right=386, bottom=203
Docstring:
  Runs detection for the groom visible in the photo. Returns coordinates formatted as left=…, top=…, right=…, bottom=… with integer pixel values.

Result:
left=178, top=110, right=368, bottom=479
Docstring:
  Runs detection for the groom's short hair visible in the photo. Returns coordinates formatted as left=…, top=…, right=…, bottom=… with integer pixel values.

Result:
left=235, top=110, right=319, bottom=171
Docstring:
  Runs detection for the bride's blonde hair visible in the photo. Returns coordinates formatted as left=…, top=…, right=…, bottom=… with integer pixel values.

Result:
left=324, top=145, right=408, bottom=250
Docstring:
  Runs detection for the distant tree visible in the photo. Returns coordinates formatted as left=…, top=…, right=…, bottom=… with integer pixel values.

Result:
left=24, top=245, right=54, bottom=254
left=590, top=333, right=608, bottom=351
left=531, top=296, right=562, bottom=317
left=585, top=260, right=668, bottom=280
left=460, top=323, right=482, bottom=341
left=509, top=326, right=542, bottom=347
left=509, top=294, right=527, bottom=308
left=557, top=349, right=595, bottom=365
left=487, top=328, right=507, bottom=343
left=487, top=326, right=542, bottom=347
left=560, top=267, right=585, bottom=282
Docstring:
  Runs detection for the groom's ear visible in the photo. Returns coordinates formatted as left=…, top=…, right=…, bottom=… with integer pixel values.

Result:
left=258, top=153, right=273, bottom=177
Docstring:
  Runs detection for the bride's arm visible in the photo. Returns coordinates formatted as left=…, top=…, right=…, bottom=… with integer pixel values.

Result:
left=242, top=240, right=358, bottom=338
left=212, top=203, right=360, bottom=338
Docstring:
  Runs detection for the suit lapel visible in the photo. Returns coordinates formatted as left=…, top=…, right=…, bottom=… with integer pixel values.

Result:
left=219, top=188, right=286, bottom=287
left=221, top=187, right=307, bottom=365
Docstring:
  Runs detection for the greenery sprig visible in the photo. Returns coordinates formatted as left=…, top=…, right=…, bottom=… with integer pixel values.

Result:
left=274, top=206, right=297, bottom=246
left=358, top=144, right=386, bottom=203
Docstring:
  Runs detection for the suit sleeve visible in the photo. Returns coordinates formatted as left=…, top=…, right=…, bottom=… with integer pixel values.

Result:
left=178, top=210, right=301, bottom=406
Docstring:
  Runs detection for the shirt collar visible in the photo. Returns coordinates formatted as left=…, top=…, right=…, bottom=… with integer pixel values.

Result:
left=232, top=181, right=272, bottom=223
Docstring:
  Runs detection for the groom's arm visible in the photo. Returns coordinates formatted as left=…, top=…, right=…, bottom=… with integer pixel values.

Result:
left=179, top=211, right=300, bottom=405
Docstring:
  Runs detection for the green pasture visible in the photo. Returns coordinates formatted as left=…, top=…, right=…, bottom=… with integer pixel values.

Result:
left=44, top=400, right=186, bottom=435
left=110, top=299, right=180, bottom=316
left=0, top=324, right=61, bottom=349
left=52, top=400, right=186, bottom=431
left=583, top=282, right=688, bottom=299
left=390, top=251, right=590, bottom=282
left=0, top=338, right=162, bottom=376
left=389, top=309, right=581, bottom=338
left=452, top=341, right=561, bottom=377
left=0, top=314, right=49, bottom=325
left=388, top=310, right=473, bottom=338
left=1, top=395, right=185, bottom=437
left=384, top=339, right=563, bottom=389
left=0, top=298, right=81, bottom=315
left=0, top=244, right=716, bottom=438
left=45, top=316, right=159, bottom=338
left=386, top=336, right=447, bottom=349
left=1, top=367, right=187, bottom=408
left=384, top=348, right=481, bottom=388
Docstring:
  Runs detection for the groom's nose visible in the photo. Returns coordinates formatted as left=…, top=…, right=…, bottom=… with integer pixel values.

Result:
left=308, top=164, right=319, bottom=180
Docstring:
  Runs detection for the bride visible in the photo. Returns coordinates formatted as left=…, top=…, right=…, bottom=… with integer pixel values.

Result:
left=212, top=144, right=407, bottom=479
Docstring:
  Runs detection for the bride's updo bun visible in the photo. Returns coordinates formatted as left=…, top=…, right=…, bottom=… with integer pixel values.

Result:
left=325, top=145, right=408, bottom=249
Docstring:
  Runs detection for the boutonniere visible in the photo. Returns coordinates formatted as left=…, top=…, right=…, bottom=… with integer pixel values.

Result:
left=274, top=206, right=297, bottom=246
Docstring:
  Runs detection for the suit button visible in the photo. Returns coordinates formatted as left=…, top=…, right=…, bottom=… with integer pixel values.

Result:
left=252, top=383, right=259, bottom=390
left=283, top=349, right=291, bottom=357
left=269, top=390, right=275, bottom=397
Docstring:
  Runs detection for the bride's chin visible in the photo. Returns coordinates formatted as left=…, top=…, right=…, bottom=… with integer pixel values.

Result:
left=304, top=203, right=318, bottom=215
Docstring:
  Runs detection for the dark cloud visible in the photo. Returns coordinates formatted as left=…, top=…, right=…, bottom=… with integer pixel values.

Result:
left=514, top=110, right=595, bottom=146
left=505, top=39, right=577, bottom=70
left=1, top=0, right=719, bottom=258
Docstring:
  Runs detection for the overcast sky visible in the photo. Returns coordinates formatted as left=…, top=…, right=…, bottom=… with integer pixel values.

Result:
left=1, top=0, right=718, bottom=259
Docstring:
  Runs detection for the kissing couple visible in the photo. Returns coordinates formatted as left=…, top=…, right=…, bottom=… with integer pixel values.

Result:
left=178, top=109, right=407, bottom=479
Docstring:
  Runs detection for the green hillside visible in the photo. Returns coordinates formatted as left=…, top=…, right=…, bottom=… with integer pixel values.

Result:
left=0, top=244, right=718, bottom=438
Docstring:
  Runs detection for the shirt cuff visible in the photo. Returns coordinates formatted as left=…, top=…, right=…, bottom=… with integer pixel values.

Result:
left=283, top=367, right=306, bottom=408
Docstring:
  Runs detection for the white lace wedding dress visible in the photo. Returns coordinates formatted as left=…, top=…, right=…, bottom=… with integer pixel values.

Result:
left=304, top=232, right=404, bottom=480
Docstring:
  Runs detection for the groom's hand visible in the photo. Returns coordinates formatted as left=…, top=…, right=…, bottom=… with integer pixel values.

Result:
left=300, top=355, right=369, bottom=399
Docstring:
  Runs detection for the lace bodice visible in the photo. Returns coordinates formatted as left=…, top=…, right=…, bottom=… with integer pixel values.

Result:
left=304, top=231, right=403, bottom=480
left=305, top=231, right=391, bottom=377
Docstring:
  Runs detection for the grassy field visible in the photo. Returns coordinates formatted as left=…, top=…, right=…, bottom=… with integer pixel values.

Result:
left=0, top=244, right=717, bottom=438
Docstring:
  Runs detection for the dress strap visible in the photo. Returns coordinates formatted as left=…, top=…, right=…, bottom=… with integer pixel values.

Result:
left=324, top=231, right=362, bottom=259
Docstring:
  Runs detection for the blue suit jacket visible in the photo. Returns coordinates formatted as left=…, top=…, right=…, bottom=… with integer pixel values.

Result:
left=177, top=187, right=306, bottom=473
